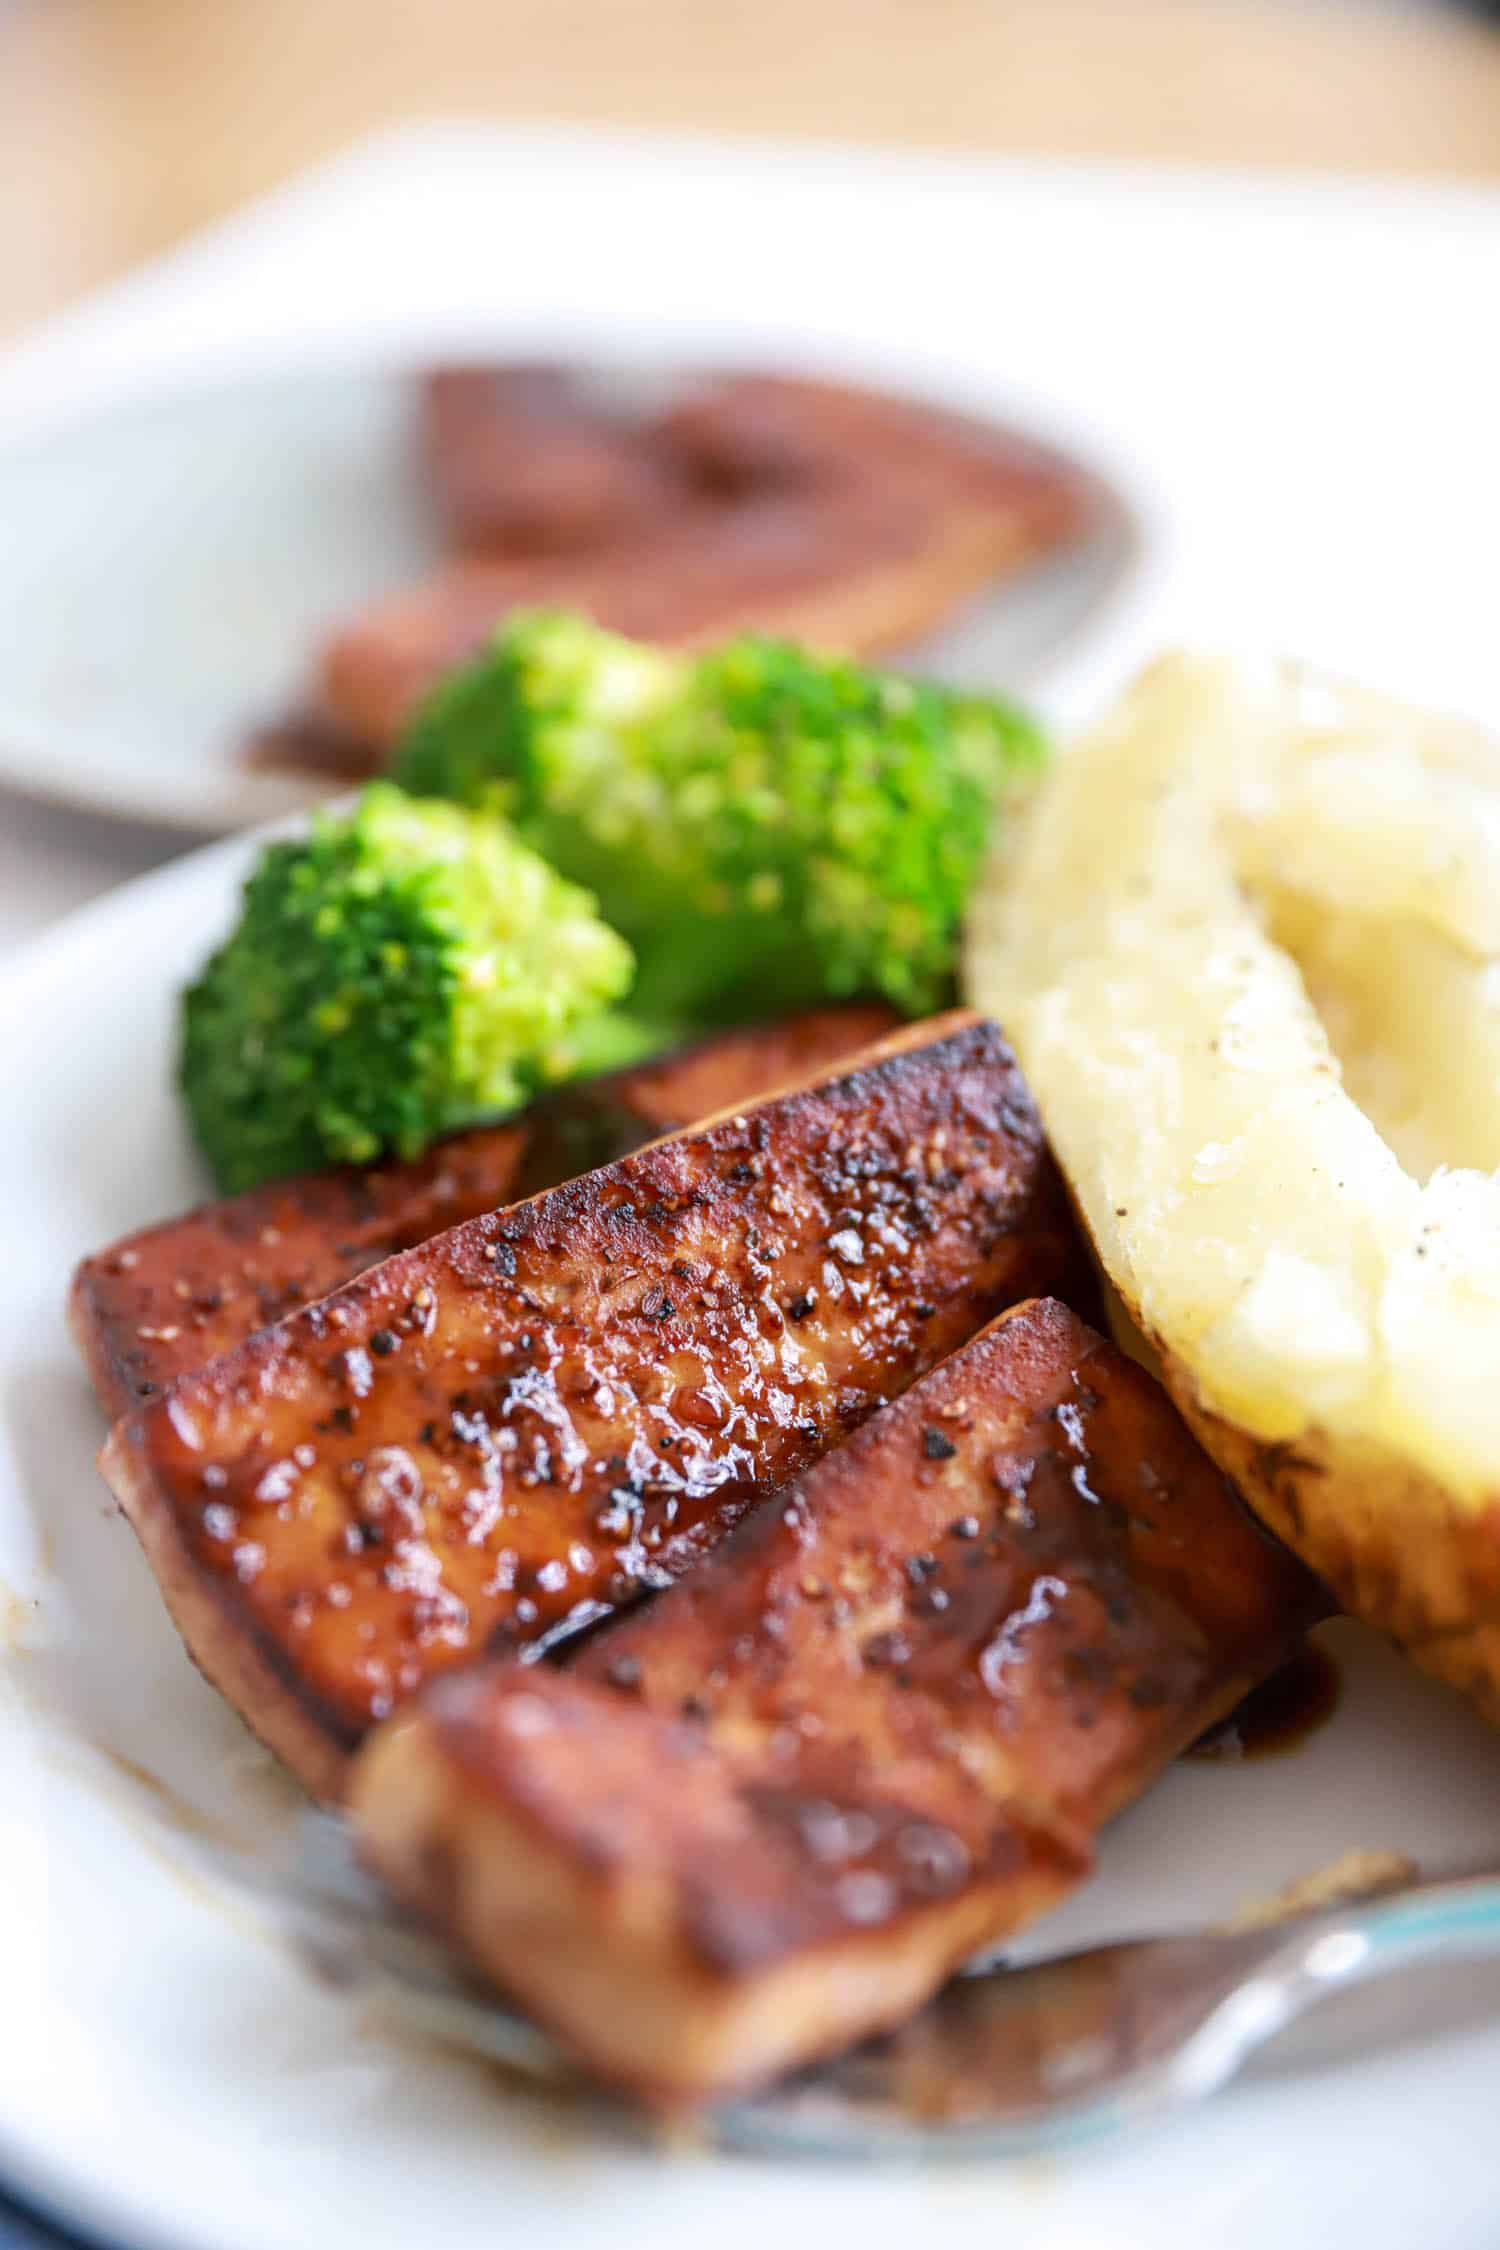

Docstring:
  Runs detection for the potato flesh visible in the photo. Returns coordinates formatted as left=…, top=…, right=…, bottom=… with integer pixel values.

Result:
left=1262, top=887, right=1500, bottom=1181
left=965, top=652, right=1500, bottom=1502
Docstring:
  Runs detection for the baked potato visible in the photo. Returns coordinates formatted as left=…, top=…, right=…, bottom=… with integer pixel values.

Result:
left=966, top=652, right=1500, bottom=1719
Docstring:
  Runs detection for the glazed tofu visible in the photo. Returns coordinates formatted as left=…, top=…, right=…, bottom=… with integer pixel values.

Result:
left=315, top=369, right=1095, bottom=755
left=420, top=364, right=683, bottom=553
left=352, top=1298, right=1320, bottom=2104
left=70, top=1006, right=897, bottom=1421
left=316, top=484, right=1071, bottom=755
left=99, top=1014, right=1081, bottom=1800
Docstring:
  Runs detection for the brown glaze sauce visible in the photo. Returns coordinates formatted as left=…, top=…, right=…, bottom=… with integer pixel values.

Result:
left=242, top=710, right=378, bottom=783
left=1188, top=1639, right=1340, bottom=1762
left=114, top=1019, right=1081, bottom=1761
left=293, top=365, right=1097, bottom=760
left=72, top=1007, right=902, bottom=1423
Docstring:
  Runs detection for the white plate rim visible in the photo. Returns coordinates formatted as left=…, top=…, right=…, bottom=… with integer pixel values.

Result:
left=0, top=348, right=1147, bottom=838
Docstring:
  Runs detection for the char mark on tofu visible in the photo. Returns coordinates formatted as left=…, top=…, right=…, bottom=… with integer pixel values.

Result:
left=97, top=1012, right=1081, bottom=1800
left=69, top=1005, right=897, bottom=1422
left=351, top=1297, right=1323, bottom=2105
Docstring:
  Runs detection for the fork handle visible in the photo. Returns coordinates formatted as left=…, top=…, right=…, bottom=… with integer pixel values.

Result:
left=1284, top=1870, right=1500, bottom=1996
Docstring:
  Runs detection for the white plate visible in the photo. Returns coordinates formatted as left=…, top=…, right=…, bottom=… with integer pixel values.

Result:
left=0, top=356, right=1136, bottom=837
left=3, top=123, right=1500, bottom=2250
left=8, top=826, right=1500, bottom=2250
left=0, top=367, right=425, bottom=834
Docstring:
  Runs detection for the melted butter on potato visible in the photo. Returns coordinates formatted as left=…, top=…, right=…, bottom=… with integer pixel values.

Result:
left=966, top=654, right=1500, bottom=1718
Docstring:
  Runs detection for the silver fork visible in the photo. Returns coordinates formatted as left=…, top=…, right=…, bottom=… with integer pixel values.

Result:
left=158, top=1807, right=1500, bottom=2157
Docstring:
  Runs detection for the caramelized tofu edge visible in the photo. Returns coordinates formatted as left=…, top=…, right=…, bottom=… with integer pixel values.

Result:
left=97, top=1014, right=1082, bottom=1800
left=69, top=1005, right=898, bottom=1423
left=351, top=1299, right=1320, bottom=2102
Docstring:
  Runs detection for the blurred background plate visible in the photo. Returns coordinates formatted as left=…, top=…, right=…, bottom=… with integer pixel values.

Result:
left=0, top=357, right=1139, bottom=834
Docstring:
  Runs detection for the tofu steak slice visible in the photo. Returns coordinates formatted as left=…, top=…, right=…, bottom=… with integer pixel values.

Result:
left=100, top=1014, right=1080, bottom=1799
left=70, top=1005, right=897, bottom=1422
left=352, top=1299, right=1320, bottom=2103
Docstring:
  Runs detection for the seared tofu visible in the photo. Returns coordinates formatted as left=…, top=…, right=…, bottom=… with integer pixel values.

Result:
left=352, top=1299, right=1320, bottom=2104
left=99, top=1014, right=1080, bottom=1799
left=315, top=370, right=1094, bottom=755
left=70, top=1006, right=897, bottom=1422
left=316, top=487, right=1069, bottom=755
left=420, top=364, right=683, bottom=553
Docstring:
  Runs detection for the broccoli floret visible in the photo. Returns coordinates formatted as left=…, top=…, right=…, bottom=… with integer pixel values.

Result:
left=393, top=610, right=1047, bottom=1021
left=180, top=782, right=635, bottom=1190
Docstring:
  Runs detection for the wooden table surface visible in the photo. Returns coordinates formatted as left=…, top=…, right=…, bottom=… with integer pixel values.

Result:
left=1, top=0, right=1497, bottom=342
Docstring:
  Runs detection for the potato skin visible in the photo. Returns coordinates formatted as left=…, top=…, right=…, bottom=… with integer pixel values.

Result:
left=967, top=653, right=1500, bottom=1730
left=1111, top=1272, right=1500, bottom=1724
